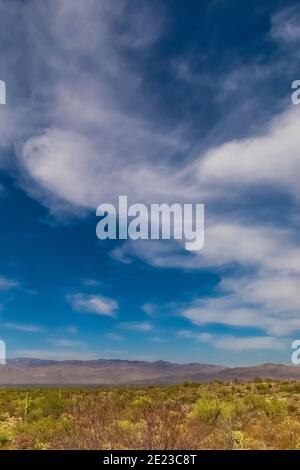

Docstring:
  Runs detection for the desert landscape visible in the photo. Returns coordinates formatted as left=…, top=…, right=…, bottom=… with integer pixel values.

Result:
left=0, top=378, right=299, bottom=450
left=0, top=360, right=299, bottom=450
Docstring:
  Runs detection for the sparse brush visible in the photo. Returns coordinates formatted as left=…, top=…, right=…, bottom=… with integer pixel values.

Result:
left=0, top=381, right=298, bottom=450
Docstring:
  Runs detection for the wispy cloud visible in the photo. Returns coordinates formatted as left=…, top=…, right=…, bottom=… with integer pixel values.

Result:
left=106, top=333, right=123, bottom=341
left=65, top=326, right=78, bottom=335
left=141, top=303, right=156, bottom=317
left=15, top=349, right=96, bottom=361
left=197, top=333, right=285, bottom=352
left=181, top=270, right=300, bottom=337
left=3, top=322, right=43, bottom=333
left=7, top=0, right=183, bottom=215
left=271, top=4, right=300, bottom=44
left=48, top=338, right=83, bottom=348
left=0, top=276, right=19, bottom=291
left=178, top=330, right=285, bottom=352
left=150, top=336, right=168, bottom=343
left=67, top=293, right=118, bottom=317
left=197, top=106, right=300, bottom=203
left=81, top=279, right=103, bottom=288
left=119, top=321, right=153, bottom=332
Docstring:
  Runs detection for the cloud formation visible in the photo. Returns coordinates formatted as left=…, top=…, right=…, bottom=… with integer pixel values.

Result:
left=67, top=293, right=118, bottom=317
left=1, top=1, right=300, bottom=354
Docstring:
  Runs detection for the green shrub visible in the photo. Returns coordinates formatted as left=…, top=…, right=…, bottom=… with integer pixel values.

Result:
left=246, top=396, right=286, bottom=417
left=190, top=398, right=235, bottom=424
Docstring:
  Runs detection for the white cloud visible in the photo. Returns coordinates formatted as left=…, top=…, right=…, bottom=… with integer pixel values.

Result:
left=119, top=321, right=153, bottom=332
left=8, top=0, right=188, bottom=214
left=2, top=1, right=300, bottom=214
left=204, top=334, right=285, bottom=352
left=67, top=293, right=118, bottom=317
left=20, top=130, right=100, bottom=209
left=3, top=1, right=300, bottom=224
left=177, top=329, right=284, bottom=351
left=3, top=322, right=43, bottom=333
left=271, top=5, right=300, bottom=44
left=142, top=303, right=156, bottom=316
left=150, top=336, right=168, bottom=343
left=113, top=216, right=300, bottom=338
left=112, top=221, right=300, bottom=273
left=182, top=270, right=300, bottom=337
left=176, top=329, right=196, bottom=339
left=48, top=338, right=83, bottom=348
left=0, top=276, right=19, bottom=291
left=197, top=105, right=300, bottom=202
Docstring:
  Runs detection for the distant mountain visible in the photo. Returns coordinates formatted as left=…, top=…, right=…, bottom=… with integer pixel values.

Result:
left=0, top=359, right=299, bottom=385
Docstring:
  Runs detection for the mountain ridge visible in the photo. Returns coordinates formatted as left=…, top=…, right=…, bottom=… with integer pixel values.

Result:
left=0, top=358, right=299, bottom=385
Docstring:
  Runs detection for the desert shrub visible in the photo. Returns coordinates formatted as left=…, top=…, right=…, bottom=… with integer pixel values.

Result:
left=43, top=396, right=66, bottom=417
left=189, top=397, right=235, bottom=424
left=256, top=382, right=271, bottom=393
left=280, top=382, right=300, bottom=393
left=0, top=416, right=21, bottom=448
left=13, top=415, right=71, bottom=450
left=275, top=417, right=300, bottom=449
left=245, top=396, right=286, bottom=417
left=231, top=430, right=254, bottom=449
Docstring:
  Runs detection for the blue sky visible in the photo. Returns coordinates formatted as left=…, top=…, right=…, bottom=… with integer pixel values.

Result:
left=0, top=0, right=300, bottom=365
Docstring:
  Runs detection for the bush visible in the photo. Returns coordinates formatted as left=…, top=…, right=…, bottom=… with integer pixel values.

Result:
left=190, top=398, right=235, bottom=424
left=246, top=396, right=286, bottom=417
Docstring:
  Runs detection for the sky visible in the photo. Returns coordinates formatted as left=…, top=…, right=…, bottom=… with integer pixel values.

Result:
left=0, top=0, right=300, bottom=365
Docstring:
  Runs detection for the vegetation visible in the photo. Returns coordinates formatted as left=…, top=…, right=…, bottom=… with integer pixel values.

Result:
left=0, top=380, right=299, bottom=450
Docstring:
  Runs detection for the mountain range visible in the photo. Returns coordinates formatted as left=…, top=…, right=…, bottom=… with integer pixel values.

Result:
left=0, top=359, right=299, bottom=385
